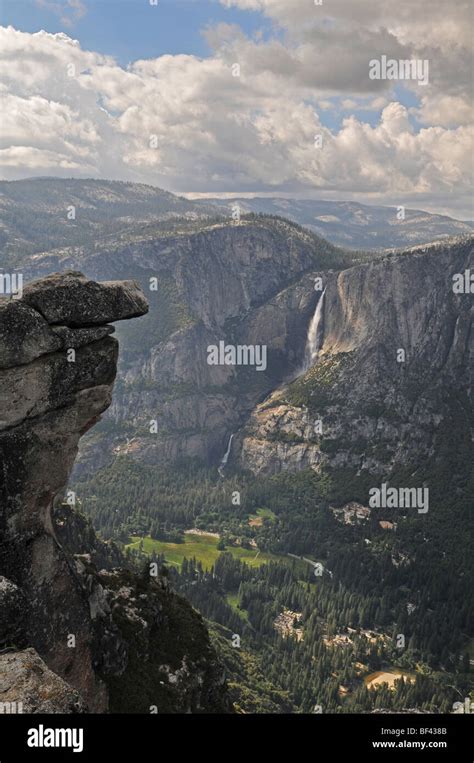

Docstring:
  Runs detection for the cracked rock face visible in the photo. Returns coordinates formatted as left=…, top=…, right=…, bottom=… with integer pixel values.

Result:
left=0, top=274, right=131, bottom=711
left=0, top=271, right=230, bottom=714
left=0, top=649, right=86, bottom=714
left=22, top=271, right=149, bottom=327
left=0, top=301, right=61, bottom=369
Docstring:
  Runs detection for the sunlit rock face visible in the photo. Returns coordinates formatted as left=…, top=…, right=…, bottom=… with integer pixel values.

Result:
left=239, top=238, right=473, bottom=477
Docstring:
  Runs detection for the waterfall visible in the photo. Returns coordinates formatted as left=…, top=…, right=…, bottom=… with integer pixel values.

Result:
left=218, top=433, right=234, bottom=476
left=303, top=288, right=326, bottom=371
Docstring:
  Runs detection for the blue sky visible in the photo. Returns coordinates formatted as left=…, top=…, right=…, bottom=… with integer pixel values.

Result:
left=1, top=0, right=272, bottom=64
left=0, top=0, right=471, bottom=218
left=0, top=0, right=423, bottom=134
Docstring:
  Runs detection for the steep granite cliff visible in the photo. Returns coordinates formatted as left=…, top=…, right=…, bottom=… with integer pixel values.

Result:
left=0, top=272, right=230, bottom=713
left=22, top=222, right=472, bottom=487
left=238, top=237, right=473, bottom=478
left=23, top=217, right=357, bottom=472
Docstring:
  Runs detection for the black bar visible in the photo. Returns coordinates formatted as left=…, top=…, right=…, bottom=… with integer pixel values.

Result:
left=0, top=713, right=472, bottom=761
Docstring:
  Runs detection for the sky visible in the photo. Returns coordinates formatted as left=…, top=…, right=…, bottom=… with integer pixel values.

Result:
left=0, top=0, right=472, bottom=218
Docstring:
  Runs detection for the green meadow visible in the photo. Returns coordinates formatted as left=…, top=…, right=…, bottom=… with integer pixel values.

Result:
left=127, top=532, right=285, bottom=571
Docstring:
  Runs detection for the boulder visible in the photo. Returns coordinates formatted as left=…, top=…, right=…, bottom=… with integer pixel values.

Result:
left=22, top=271, right=149, bottom=327
left=0, top=300, right=61, bottom=369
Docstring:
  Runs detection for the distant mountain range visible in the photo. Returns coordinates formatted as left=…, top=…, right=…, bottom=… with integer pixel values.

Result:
left=200, top=196, right=473, bottom=250
left=1, top=179, right=472, bottom=267
left=0, top=178, right=219, bottom=267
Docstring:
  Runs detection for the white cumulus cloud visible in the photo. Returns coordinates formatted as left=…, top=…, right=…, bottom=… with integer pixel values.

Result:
left=0, top=12, right=472, bottom=218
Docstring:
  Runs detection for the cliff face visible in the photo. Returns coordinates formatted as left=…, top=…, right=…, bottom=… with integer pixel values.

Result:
left=239, top=237, right=473, bottom=477
left=22, top=225, right=473, bottom=482
left=0, top=272, right=230, bottom=713
left=23, top=218, right=344, bottom=471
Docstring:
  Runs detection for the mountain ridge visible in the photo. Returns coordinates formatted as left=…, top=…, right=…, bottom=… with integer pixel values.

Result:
left=198, top=196, right=474, bottom=250
left=1, top=179, right=472, bottom=267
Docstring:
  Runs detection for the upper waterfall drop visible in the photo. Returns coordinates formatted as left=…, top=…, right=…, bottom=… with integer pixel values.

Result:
left=303, top=287, right=326, bottom=372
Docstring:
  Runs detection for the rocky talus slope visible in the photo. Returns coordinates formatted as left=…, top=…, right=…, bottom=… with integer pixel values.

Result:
left=0, top=272, right=230, bottom=713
